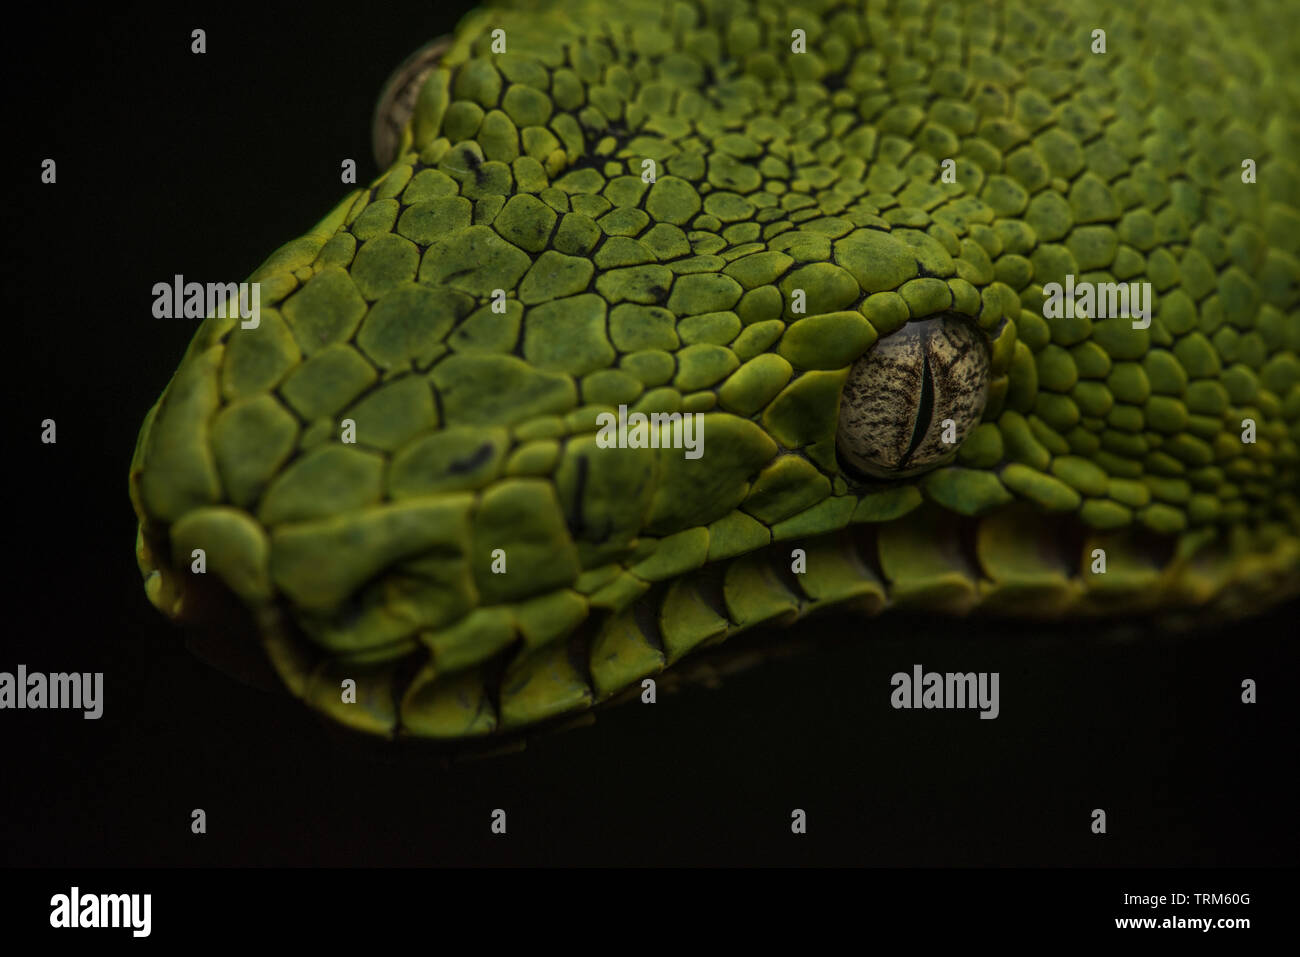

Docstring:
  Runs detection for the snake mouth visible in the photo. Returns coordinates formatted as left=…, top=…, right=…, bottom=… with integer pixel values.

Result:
left=132, top=488, right=1300, bottom=747
left=134, top=519, right=284, bottom=693
left=371, top=37, right=452, bottom=169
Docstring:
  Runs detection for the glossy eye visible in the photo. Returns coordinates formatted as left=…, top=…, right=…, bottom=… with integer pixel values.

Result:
left=372, top=38, right=451, bottom=169
left=836, top=313, right=990, bottom=479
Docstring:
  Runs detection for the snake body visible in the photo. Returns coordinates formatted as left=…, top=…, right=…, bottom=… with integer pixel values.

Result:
left=130, top=0, right=1300, bottom=739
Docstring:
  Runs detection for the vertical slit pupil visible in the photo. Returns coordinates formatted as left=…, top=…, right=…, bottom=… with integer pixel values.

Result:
left=903, top=346, right=934, bottom=463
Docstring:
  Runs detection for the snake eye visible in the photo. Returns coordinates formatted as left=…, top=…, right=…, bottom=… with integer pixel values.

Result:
left=372, top=37, right=451, bottom=169
left=836, top=313, right=990, bottom=480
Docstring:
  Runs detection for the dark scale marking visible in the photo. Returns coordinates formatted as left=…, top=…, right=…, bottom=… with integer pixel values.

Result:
left=568, top=454, right=590, bottom=539
left=464, top=149, right=488, bottom=186
left=447, top=441, right=495, bottom=474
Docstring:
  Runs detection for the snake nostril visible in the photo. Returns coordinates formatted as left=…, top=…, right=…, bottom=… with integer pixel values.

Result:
left=836, top=312, right=991, bottom=481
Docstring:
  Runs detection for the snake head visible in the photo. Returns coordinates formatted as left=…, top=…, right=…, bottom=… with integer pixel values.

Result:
left=130, top=0, right=1300, bottom=741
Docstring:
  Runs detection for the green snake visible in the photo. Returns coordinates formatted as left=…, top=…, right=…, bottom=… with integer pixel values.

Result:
left=129, top=0, right=1300, bottom=741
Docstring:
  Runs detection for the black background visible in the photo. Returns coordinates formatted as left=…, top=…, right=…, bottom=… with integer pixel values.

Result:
left=3, top=1, right=1296, bottom=868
